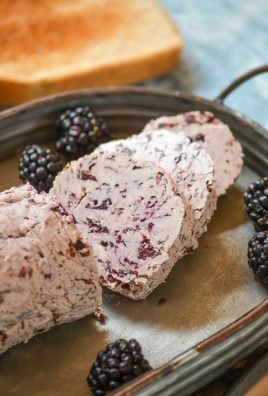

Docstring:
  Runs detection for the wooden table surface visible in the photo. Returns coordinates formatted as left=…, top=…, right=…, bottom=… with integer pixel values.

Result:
left=141, top=0, right=268, bottom=131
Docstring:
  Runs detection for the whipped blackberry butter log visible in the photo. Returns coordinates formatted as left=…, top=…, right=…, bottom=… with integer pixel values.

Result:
left=0, top=184, right=101, bottom=354
left=97, top=129, right=217, bottom=243
left=143, top=111, right=243, bottom=196
left=51, top=152, right=186, bottom=300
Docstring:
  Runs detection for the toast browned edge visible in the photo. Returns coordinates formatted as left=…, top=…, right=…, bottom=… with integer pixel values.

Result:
left=0, top=1, right=182, bottom=104
left=0, top=46, right=181, bottom=104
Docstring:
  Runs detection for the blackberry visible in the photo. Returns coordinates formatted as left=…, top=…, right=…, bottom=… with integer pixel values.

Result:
left=55, top=106, right=110, bottom=159
left=88, top=339, right=151, bottom=395
left=248, top=231, right=268, bottom=284
left=244, top=177, right=268, bottom=231
left=19, top=145, right=63, bottom=193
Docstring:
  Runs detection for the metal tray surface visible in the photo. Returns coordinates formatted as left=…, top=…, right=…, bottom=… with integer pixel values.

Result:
left=0, top=88, right=267, bottom=396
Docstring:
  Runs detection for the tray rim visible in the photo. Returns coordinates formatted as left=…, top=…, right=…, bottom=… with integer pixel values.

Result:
left=0, top=86, right=267, bottom=137
left=225, top=352, right=268, bottom=396
left=0, top=86, right=267, bottom=396
left=114, top=301, right=268, bottom=396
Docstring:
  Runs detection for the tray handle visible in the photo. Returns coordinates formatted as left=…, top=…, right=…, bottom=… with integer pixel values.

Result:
left=215, top=64, right=268, bottom=103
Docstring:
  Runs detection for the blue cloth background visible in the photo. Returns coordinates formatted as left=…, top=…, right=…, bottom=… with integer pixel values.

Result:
left=139, top=0, right=268, bottom=131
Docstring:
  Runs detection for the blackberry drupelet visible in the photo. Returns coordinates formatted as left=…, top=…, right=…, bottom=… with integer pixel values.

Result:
left=55, top=106, right=110, bottom=159
left=244, top=177, right=268, bottom=231
left=88, top=339, right=151, bottom=395
left=19, top=145, right=63, bottom=193
left=248, top=231, right=268, bottom=284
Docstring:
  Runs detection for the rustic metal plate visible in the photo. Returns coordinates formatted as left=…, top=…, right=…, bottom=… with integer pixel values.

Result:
left=0, top=88, right=267, bottom=396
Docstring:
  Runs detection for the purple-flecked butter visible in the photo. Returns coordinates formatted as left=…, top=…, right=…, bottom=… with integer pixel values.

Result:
left=51, top=153, right=186, bottom=300
left=143, top=111, right=243, bottom=196
left=0, top=184, right=101, bottom=355
left=97, top=129, right=216, bottom=243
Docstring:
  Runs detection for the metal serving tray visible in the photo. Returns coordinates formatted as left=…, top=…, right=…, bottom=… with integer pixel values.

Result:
left=0, top=69, right=267, bottom=396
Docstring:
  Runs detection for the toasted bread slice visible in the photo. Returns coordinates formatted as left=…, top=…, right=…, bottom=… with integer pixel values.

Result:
left=0, top=0, right=182, bottom=104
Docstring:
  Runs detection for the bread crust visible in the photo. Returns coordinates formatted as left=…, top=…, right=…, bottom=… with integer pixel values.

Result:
left=0, top=47, right=181, bottom=104
left=0, top=0, right=182, bottom=104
